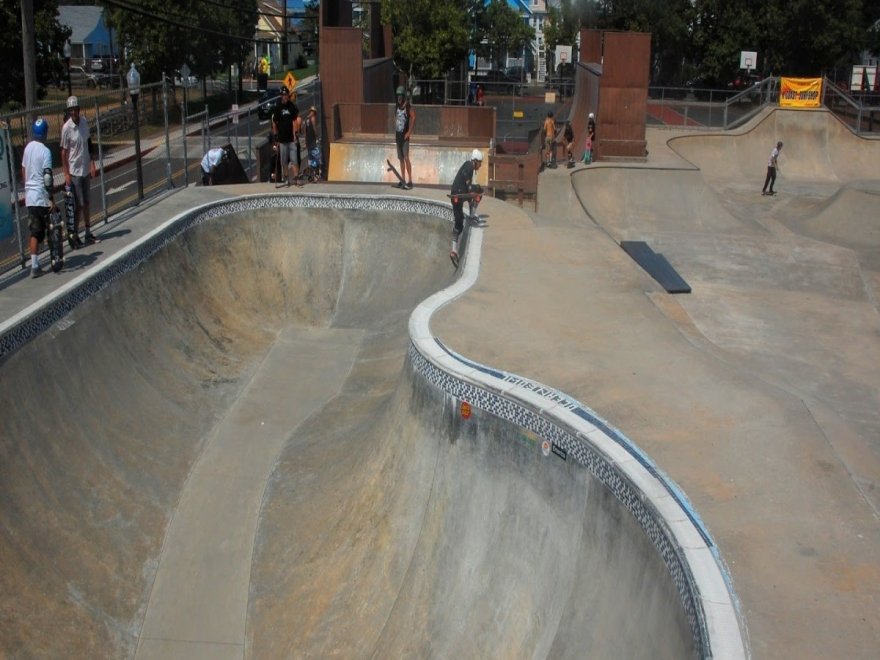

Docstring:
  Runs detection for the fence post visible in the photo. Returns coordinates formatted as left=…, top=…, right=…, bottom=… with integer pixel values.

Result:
left=93, top=96, right=109, bottom=224
left=182, top=107, right=189, bottom=187
left=163, top=75, right=173, bottom=189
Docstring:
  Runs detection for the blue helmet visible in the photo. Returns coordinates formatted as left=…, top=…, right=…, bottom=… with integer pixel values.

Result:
left=33, top=117, right=48, bottom=140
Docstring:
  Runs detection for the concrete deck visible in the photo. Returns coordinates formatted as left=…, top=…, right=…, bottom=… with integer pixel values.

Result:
left=0, top=107, right=878, bottom=658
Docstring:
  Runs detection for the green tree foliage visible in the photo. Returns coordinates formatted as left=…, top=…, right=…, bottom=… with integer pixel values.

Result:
left=1, top=0, right=70, bottom=107
left=104, top=0, right=257, bottom=84
left=691, top=0, right=869, bottom=84
left=544, top=0, right=582, bottom=55
left=480, top=0, right=535, bottom=68
left=380, top=0, right=471, bottom=79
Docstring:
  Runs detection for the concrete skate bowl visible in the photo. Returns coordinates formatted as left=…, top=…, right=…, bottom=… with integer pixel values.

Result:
left=0, top=194, right=744, bottom=659
left=669, top=108, right=880, bottom=185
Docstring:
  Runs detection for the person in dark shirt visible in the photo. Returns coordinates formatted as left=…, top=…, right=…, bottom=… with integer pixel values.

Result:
left=449, top=149, right=483, bottom=266
left=271, top=86, right=299, bottom=185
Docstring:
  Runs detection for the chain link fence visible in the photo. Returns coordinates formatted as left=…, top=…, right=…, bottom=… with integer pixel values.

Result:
left=0, top=76, right=321, bottom=275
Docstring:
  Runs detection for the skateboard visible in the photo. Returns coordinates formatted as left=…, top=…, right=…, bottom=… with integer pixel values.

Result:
left=47, top=207, right=64, bottom=272
left=386, top=159, right=406, bottom=188
left=64, top=184, right=78, bottom=248
left=566, top=159, right=575, bottom=169
left=761, top=191, right=777, bottom=196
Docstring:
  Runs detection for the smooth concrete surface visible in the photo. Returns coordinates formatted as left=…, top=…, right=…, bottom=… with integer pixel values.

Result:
left=0, top=188, right=703, bottom=659
left=0, top=106, right=878, bottom=659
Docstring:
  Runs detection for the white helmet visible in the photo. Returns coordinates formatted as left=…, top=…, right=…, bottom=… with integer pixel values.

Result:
left=67, top=95, right=79, bottom=109
left=471, top=149, right=483, bottom=162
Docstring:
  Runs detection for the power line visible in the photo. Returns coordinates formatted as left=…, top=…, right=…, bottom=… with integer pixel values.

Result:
left=101, top=0, right=276, bottom=44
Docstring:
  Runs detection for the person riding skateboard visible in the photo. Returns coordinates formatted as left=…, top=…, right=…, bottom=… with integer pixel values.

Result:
left=449, top=149, right=483, bottom=267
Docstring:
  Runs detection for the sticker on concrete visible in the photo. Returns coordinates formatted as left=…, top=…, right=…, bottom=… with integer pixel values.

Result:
left=460, top=401, right=472, bottom=419
left=541, top=440, right=551, bottom=457
left=551, top=443, right=568, bottom=461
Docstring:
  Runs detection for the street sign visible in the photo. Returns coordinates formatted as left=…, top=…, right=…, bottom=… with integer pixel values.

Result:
left=284, top=71, right=297, bottom=93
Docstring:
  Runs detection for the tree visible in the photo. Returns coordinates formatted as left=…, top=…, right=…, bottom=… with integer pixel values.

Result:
left=380, top=0, right=471, bottom=79
left=103, top=0, right=257, bottom=84
left=1, top=0, right=69, bottom=108
left=544, top=0, right=581, bottom=57
left=480, top=0, right=535, bottom=69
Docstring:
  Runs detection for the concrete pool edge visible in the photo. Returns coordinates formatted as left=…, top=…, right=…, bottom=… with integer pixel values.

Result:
left=0, top=191, right=749, bottom=658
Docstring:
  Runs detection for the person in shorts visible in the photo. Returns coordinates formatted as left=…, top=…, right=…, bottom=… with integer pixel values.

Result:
left=271, top=86, right=299, bottom=185
left=542, top=111, right=557, bottom=168
left=304, top=106, right=322, bottom=181
left=60, top=95, right=99, bottom=247
left=21, top=118, right=56, bottom=278
left=448, top=149, right=484, bottom=265
left=394, top=86, right=415, bottom=189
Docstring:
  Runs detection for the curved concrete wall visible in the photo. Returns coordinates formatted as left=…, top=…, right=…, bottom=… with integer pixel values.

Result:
left=0, top=193, right=745, bottom=658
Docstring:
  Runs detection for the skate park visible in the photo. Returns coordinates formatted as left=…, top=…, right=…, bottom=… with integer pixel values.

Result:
left=3, top=7, right=880, bottom=660
left=2, top=97, right=879, bottom=658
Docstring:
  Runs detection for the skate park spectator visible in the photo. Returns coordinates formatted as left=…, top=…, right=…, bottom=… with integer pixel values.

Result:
left=21, top=118, right=55, bottom=278
left=542, top=112, right=557, bottom=168
left=60, top=95, right=99, bottom=246
left=271, top=86, right=299, bottom=185
left=562, top=121, right=575, bottom=165
left=762, top=141, right=783, bottom=195
left=449, top=149, right=484, bottom=265
left=201, top=147, right=227, bottom=185
left=394, top=86, right=415, bottom=189
left=583, top=123, right=595, bottom=164
left=304, top=106, right=322, bottom=181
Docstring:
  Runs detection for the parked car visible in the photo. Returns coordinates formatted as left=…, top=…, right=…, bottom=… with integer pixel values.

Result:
left=91, top=58, right=104, bottom=71
left=257, top=87, right=283, bottom=120
left=68, top=65, right=106, bottom=89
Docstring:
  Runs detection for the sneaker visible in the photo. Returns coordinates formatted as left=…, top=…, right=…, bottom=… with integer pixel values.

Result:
left=396, top=181, right=406, bottom=189
left=31, top=265, right=44, bottom=279
left=83, top=232, right=101, bottom=245
left=405, top=182, right=413, bottom=190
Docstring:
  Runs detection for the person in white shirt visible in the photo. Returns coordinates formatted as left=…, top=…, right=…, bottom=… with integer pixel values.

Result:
left=21, top=118, right=56, bottom=278
left=762, top=140, right=783, bottom=195
left=60, top=95, right=99, bottom=246
left=201, top=147, right=227, bottom=185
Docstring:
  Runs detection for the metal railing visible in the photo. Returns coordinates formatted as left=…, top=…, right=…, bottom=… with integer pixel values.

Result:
left=0, top=76, right=320, bottom=275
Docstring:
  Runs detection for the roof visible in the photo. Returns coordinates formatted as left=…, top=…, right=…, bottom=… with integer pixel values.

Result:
left=57, top=6, right=108, bottom=44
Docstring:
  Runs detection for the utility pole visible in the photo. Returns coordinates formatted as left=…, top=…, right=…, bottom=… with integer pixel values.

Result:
left=21, top=0, right=38, bottom=120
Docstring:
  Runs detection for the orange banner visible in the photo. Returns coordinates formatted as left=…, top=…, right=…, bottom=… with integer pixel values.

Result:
left=779, top=77, right=823, bottom=108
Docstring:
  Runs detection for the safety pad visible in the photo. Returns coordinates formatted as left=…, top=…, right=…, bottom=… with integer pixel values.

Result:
left=620, top=241, right=691, bottom=294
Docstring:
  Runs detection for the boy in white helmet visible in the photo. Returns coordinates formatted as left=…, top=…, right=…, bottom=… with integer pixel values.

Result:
left=60, top=95, right=99, bottom=247
left=448, top=149, right=484, bottom=267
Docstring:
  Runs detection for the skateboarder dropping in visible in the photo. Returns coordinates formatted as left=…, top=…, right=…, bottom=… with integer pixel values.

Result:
left=21, top=118, right=56, bottom=278
left=449, top=149, right=483, bottom=267
left=395, top=86, right=415, bottom=189
left=762, top=140, right=783, bottom=195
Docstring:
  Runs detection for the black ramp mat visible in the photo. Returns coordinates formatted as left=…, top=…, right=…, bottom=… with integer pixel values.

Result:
left=620, top=241, right=691, bottom=294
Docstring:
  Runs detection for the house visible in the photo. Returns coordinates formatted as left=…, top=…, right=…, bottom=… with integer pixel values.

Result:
left=253, top=0, right=308, bottom=75
left=57, top=5, right=118, bottom=68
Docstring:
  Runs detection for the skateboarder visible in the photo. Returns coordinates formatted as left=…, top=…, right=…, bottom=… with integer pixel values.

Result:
left=21, top=118, right=56, bottom=278
left=60, top=95, right=99, bottom=246
left=395, top=86, right=415, bottom=189
left=762, top=140, right=783, bottom=195
left=562, top=121, right=575, bottom=166
left=449, top=149, right=483, bottom=267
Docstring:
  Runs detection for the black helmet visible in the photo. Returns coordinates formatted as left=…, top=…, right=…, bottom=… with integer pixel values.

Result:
left=280, top=85, right=289, bottom=95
